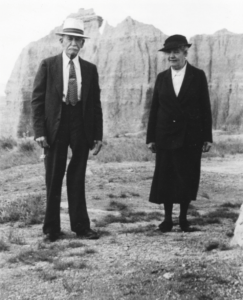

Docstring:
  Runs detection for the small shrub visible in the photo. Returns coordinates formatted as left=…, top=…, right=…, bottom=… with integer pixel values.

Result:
left=226, top=230, right=234, bottom=238
left=0, top=137, right=17, bottom=150
left=204, top=241, right=219, bottom=251
left=0, top=238, right=9, bottom=251
left=130, top=192, right=140, bottom=197
left=0, top=194, right=45, bottom=225
left=17, top=138, right=36, bottom=152
left=84, top=248, right=96, bottom=255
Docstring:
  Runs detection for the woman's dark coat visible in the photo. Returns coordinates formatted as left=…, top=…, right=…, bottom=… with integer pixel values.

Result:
left=146, top=63, right=213, bottom=204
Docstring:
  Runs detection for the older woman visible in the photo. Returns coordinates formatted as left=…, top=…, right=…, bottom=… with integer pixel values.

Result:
left=146, top=35, right=212, bottom=232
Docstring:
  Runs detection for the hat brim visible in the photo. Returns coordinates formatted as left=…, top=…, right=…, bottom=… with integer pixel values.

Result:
left=159, top=43, right=192, bottom=52
left=56, top=32, right=89, bottom=39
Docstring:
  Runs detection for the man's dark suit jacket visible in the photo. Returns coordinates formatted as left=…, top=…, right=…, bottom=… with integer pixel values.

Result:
left=146, top=63, right=212, bottom=149
left=32, top=53, right=103, bottom=149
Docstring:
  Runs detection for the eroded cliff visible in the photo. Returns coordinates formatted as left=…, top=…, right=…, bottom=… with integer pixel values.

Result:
left=1, top=9, right=243, bottom=138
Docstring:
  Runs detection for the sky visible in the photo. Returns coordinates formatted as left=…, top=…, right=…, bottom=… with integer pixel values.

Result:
left=0, top=0, right=243, bottom=95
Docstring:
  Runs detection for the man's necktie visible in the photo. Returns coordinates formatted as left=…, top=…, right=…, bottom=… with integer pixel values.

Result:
left=67, top=60, right=78, bottom=106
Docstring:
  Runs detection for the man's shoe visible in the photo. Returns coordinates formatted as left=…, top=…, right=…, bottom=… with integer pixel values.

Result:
left=45, top=232, right=60, bottom=242
left=158, top=221, right=173, bottom=232
left=76, top=228, right=99, bottom=240
left=179, top=220, right=191, bottom=232
left=45, top=231, right=65, bottom=242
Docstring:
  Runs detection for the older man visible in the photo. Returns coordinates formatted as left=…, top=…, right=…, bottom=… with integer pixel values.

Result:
left=31, top=18, right=103, bottom=241
left=146, top=35, right=212, bottom=232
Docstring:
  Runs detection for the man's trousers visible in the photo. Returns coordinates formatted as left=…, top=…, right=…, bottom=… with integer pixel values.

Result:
left=43, top=101, right=90, bottom=234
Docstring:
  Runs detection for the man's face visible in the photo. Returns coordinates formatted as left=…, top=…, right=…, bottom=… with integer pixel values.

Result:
left=166, top=48, right=186, bottom=70
left=61, top=35, right=85, bottom=59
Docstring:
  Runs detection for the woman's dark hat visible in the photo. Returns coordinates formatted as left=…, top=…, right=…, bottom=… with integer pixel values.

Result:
left=159, top=35, right=192, bottom=52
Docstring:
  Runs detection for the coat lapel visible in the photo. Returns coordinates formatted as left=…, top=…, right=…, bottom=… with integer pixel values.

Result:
left=79, top=57, right=91, bottom=111
left=177, top=63, right=194, bottom=101
left=52, top=54, right=63, bottom=99
left=164, top=68, right=182, bottom=110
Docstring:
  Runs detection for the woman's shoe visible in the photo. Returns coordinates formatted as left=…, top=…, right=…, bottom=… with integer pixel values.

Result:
left=158, top=220, right=173, bottom=232
left=179, top=219, right=191, bottom=232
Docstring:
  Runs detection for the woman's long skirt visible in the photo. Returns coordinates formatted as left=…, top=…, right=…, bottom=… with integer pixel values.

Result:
left=149, top=145, right=202, bottom=204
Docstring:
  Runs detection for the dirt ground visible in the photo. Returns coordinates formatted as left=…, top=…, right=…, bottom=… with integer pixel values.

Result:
left=0, top=153, right=243, bottom=299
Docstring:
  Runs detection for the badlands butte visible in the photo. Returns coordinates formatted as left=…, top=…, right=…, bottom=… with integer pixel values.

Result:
left=1, top=8, right=243, bottom=138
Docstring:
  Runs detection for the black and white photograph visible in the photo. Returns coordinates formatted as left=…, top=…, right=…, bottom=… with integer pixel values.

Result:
left=0, top=0, right=243, bottom=299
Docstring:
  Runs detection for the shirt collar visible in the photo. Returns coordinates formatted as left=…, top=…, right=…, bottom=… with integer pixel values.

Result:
left=171, top=62, right=187, bottom=78
left=62, top=51, right=80, bottom=68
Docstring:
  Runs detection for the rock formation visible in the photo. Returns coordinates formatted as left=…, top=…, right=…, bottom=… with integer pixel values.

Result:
left=95, top=17, right=168, bottom=136
left=1, top=9, right=243, bottom=139
left=0, top=9, right=103, bottom=138
left=189, top=29, right=243, bottom=131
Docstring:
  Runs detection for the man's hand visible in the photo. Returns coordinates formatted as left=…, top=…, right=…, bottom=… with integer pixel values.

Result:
left=202, top=141, right=212, bottom=153
left=92, top=140, right=102, bottom=155
left=148, top=142, right=156, bottom=153
left=35, top=136, right=50, bottom=148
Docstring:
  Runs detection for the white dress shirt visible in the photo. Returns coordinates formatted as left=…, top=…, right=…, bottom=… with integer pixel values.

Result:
left=171, top=63, right=187, bottom=96
left=62, top=51, right=82, bottom=102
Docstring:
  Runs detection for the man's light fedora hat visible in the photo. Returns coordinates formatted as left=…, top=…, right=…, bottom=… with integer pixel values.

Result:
left=159, top=35, right=191, bottom=52
left=56, top=18, right=89, bottom=38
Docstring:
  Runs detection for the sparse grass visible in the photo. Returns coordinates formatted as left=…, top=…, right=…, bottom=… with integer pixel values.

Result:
left=91, top=137, right=154, bottom=163
left=0, top=137, right=40, bottom=170
left=120, top=224, right=156, bottom=234
left=38, top=270, right=58, bottom=282
left=7, top=229, right=26, bottom=245
left=95, top=210, right=162, bottom=227
left=108, top=191, right=140, bottom=200
left=67, top=241, right=86, bottom=248
left=68, top=248, right=96, bottom=257
left=0, top=134, right=242, bottom=171
left=37, top=241, right=66, bottom=251
left=107, top=201, right=128, bottom=211
left=204, top=138, right=243, bottom=157
left=8, top=248, right=58, bottom=264
left=101, top=259, right=239, bottom=300
left=0, top=238, right=9, bottom=251
left=188, top=207, right=201, bottom=217
left=201, top=192, right=210, bottom=199
left=206, top=208, right=239, bottom=222
left=220, top=202, right=242, bottom=208
left=0, top=194, right=45, bottom=225
left=192, top=207, right=239, bottom=226
left=192, top=216, right=221, bottom=226
left=204, top=240, right=232, bottom=252
left=53, top=259, right=87, bottom=270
